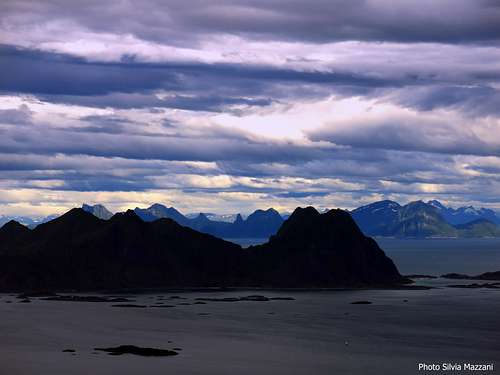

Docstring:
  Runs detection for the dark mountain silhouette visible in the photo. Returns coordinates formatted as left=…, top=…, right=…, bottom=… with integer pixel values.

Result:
left=133, top=204, right=284, bottom=239
left=248, top=207, right=403, bottom=287
left=0, top=208, right=243, bottom=291
left=0, top=207, right=405, bottom=291
left=0, top=220, right=32, bottom=254
left=351, top=200, right=500, bottom=238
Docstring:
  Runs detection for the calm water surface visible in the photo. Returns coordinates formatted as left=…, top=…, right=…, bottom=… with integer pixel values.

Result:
left=1, top=238, right=499, bottom=374
left=377, top=238, right=500, bottom=275
left=228, top=237, right=500, bottom=276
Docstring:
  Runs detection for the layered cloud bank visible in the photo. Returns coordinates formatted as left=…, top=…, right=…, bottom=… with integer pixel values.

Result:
left=0, top=0, right=499, bottom=216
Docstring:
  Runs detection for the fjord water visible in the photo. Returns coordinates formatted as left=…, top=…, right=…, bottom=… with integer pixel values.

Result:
left=1, top=288, right=499, bottom=375
left=231, top=237, right=500, bottom=276
left=377, top=238, right=500, bottom=275
left=1, top=238, right=499, bottom=374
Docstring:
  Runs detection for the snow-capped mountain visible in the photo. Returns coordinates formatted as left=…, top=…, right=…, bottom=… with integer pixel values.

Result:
left=427, top=200, right=500, bottom=225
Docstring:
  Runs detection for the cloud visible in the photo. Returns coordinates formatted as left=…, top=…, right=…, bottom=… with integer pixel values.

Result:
left=3, top=43, right=500, bottom=119
left=0, top=44, right=405, bottom=111
left=0, top=1, right=500, bottom=214
left=385, top=85, right=500, bottom=117
left=2, top=0, right=500, bottom=46
left=308, top=109, right=500, bottom=157
left=0, top=104, right=33, bottom=124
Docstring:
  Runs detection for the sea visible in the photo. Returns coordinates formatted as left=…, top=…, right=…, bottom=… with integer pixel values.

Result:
left=229, top=237, right=500, bottom=275
left=1, top=238, right=499, bottom=375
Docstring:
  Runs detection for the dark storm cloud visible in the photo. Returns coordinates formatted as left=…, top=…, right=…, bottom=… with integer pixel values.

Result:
left=217, top=149, right=456, bottom=184
left=0, top=118, right=326, bottom=164
left=0, top=105, right=33, bottom=125
left=276, top=191, right=331, bottom=198
left=2, top=0, right=500, bottom=44
left=0, top=44, right=403, bottom=111
left=308, top=117, right=500, bottom=157
left=388, top=85, right=500, bottom=117
left=3, top=44, right=499, bottom=117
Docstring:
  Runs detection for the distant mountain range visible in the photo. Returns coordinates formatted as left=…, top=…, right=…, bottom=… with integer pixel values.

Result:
left=351, top=200, right=500, bottom=238
left=427, top=200, right=500, bottom=225
left=0, top=207, right=404, bottom=291
left=0, top=214, right=58, bottom=229
left=133, top=204, right=284, bottom=239
left=1, top=200, right=499, bottom=239
left=82, top=203, right=113, bottom=220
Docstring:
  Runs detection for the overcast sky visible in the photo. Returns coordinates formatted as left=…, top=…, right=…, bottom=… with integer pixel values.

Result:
left=1, top=0, right=500, bottom=216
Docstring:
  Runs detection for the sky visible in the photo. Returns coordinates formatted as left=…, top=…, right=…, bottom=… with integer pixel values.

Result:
left=0, top=0, right=500, bottom=217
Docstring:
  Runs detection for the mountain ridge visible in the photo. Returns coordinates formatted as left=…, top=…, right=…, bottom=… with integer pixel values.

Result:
left=133, top=204, right=284, bottom=239
left=351, top=200, right=500, bottom=238
left=0, top=206, right=405, bottom=291
left=2, top=199, right=498, bottom=238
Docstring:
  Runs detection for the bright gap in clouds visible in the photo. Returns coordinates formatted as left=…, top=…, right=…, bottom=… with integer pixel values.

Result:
left=212, top=96, right=381, bottom=140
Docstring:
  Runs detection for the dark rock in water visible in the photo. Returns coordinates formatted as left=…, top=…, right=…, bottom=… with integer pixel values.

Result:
left=442, top=271, right=500, bottom=281
left=193, top=301, right=206, bottom=305
left=18, top=298, right=31, bottom=303
left=404, top=274, right=438, bottom=279
left=172, top=348, right=182, bottom=351
left=111, top=304, right=147, bottom=308
left=0, top=206, right=405, bottom=290
left=194, top=295, right=290, bottom=302
left=62, top=349, right=76, bottom=353
left=447, top=283, right=500, bottom=289
left=441, top=273, right=472, bottom=280
left=94, top=345, right=178, bottom=357
left=168, top=296, right=186, bottom=300
left=17, top=291, right=57, bottom=299
left=475, top=271, right=500, bottom=281
left=351, top=301, right=372, bottom=305
left=42, top=295, right=132, bottom=303
left=269, top=297, right=295, bottom=300
left=195, top=297, right=240, bottom=302
left=240, top=295, right=270, bottom=301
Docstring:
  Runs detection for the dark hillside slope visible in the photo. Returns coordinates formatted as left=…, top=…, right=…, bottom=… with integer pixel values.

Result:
left=0, top=207, right=405, bottom=291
